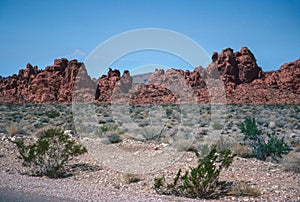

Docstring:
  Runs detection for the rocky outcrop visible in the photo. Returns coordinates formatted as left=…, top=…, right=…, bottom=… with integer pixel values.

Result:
left=207, top=47, right=262, bottom=84
left=0, top=47, right=299, bottom=104
left=0, top=59, right=96, bottom=104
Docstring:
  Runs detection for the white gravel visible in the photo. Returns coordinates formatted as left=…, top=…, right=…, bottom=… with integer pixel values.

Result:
left=0, top=171, right=203, bottom=202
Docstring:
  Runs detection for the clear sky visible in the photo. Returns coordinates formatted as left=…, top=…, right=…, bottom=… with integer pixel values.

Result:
left=0, top=0, right=299, bottom=77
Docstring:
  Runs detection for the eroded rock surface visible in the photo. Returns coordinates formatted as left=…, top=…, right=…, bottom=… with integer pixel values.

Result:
left=0, top=47, right=299, bottom=104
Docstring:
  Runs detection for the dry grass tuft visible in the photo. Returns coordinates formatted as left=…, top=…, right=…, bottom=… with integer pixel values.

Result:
left=123, top=173, right=141, bottom=184
left=5, top=125, right=20, bottom=136
left=282, top=152, right=300, bottom=173
left=229, top=181, right=261, bottom=197
left=231, top=144, right=253, bottom=158
left=172, top=139, right=195, bottom=152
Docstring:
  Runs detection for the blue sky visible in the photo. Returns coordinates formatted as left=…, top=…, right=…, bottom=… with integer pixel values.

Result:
left=0, top=0, right=299, bottom=78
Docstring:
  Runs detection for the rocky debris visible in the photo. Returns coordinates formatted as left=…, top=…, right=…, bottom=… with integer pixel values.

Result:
left=0, top=136, right=299, bottom=201
left=0, top=47, right=299, bottom=104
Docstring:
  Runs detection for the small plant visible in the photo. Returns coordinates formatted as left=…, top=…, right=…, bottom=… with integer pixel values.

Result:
left=198, top=144, right=211, bottom=157
left=238, top=117, right=261, bottom=143
left=107, top=133, right=122, bottom=144
left=94, top=127, right=104, bottom=138
left=229, top=181, right=260, bottom=197
left=230, top=144, right=253, bottom=158
left=141, top=126, right=162, bottom=141
left=6, top=125, right=20, bottom=136
left=256, top=132, right=290, bottom=161
left=123, top=173, right=141, bottom=183
left=173, top=139, right=195, bottom=152
left=165, top=108, right=173, bottom=117
left=238, top=117, right=290, bottom=161
left=101, top=124, right=117, bottom=132
left=45, top=110, right=60, bottom=118
left=153, top=145, right=235, bottom=199
left=216, top=136, right=237, bottom=152
left=212, top=122, right=223, bottom=130
left=11, top=128, right=87, bottom=178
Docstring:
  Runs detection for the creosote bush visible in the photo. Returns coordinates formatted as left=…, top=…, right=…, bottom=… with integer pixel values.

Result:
left=238, top=117, right=290, bottom=161
left=153, top=145, right=235, bottom=199
left=11, top=128, right=87, bottom=178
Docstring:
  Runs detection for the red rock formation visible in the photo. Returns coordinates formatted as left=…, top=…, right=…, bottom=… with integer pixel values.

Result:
left=0, top=47, right=299, bottom=104
left=0, top=59, right=96, bottom=104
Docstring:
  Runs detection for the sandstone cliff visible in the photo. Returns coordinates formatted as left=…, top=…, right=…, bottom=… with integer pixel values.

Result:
left=0, top=47, right=299, bottom=104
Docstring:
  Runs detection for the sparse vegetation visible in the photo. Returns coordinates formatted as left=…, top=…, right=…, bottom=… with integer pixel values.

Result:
left=10, top=128, right=87, bottom=178
left=123, top=173, right=141, bottom=184
left=101, top=124, right=118, bottom=132
left=141, top=126, right=162, bottom=141
left=238, top=117, right=290, bottom=161
left=153, top=145, right=235, bottom=199
left=173, top=139, right=195, bottom=152
left=6, top=125, right=21, bottom=136
left=212, top=122, right=223, bottom=130
left=165, top=108, right=173, bottom=117
left=107, top=133, right=122, bottom=144
left=229, top=181, right=261, bottom=197
left=45, top=110, right=60, bottom=118
left=231, top=144, right=253, bottom=158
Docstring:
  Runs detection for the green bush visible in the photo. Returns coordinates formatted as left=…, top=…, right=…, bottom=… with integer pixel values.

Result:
left=153, top=145, right=235, bottom=199
left=107, top=133, right=122, bottom=144
left=238, top=117, right=261, bottom=142
left=165, top=108, right=173, bottom=117
left=238, top=117, right=290, bottom=161
left=11, top=128, right=87, bottom=178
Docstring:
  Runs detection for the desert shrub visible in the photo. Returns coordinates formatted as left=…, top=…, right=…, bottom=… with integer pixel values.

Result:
left=198, top=144, right=211, bottom=157
left=212, top=122, right=223, bottom=130
left=6, top=125, right=21, bottom=136
left=101, top=124, right=117, bottom=132
left=256, top=132, right=290, bottom=161
left=165, top=108, right=173, bottom=117
left=231, top=144, right=253, bottom=158
left=216, top=136, right=237, bottom=152
left=141, top=127, right=162, bottom=141
left=11, top=128, right=87, bottom=178
left=282, top=152, right=300, bottom=173
left=94, top=127, right=104, bottom=138
left=45, top=110, right=60, bottom=118
left=238, top=117, right=261, bottom=143
left=123, top=173, right=141, bottom=183
left=238, top=117, right=290, bottom=161
left=107, top=133, right=122, bottom=144
left=153, top=145, right=235, bottom=199
left=229, top=181, right=260, bottom=197
left=173, top=139, right=195, bottom=152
